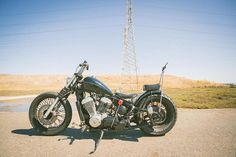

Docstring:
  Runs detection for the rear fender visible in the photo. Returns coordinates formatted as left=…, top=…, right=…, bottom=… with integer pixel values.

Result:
left=134, top=90, right=161, bottom=108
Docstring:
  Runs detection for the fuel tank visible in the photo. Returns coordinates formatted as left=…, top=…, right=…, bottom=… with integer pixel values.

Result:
left=82, top=76, right=113, bottom=96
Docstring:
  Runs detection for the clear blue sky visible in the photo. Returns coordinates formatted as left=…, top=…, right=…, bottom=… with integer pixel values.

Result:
left=0, top=0, right=235, bottom=83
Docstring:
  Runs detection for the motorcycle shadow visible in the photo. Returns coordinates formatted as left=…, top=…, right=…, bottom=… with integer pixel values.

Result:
left=63, top=127, right=145, bottom=144
left=11, top=127, right=146, bottom=145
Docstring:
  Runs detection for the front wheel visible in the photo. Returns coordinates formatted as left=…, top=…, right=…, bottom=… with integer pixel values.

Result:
left=29, top=92, right=72, bottom=135
left=139, top=95, right=177, bottom=136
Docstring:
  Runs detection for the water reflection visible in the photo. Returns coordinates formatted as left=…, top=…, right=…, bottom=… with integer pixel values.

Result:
left=0, top=103, right=30, bottom=112
left=0, top=102, right=77, bottom=112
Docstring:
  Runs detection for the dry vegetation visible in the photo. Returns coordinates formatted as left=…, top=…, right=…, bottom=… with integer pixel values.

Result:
left=166, top=87, right=236, bottom=109
left=0, top=74, right=235, bottom=108
left=0, top=74, right=66, bottom=95
left=0, top=74, right=222, bottom=95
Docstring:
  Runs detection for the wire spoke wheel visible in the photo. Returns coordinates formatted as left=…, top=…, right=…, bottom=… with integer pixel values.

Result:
left=29, top=92, right=72, bottom=135
left=139, top=95, right=177, bottom=136
left=36, top=98, right=66, bottom=128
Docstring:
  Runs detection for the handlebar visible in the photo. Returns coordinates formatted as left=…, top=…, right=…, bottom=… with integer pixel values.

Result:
left=79, top=60, right=89, bottom=70
left=76, top=60, right=89, bottom=74
left=65, top=61, right=89, bottom=88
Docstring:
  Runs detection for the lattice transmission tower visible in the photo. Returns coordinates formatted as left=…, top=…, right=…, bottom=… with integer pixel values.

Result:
left=120, top=0, right=138, bottom=92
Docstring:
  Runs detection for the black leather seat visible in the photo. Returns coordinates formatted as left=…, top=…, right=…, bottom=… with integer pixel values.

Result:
left=143, top=84, right=160, bottom=91
left=115, top=92, right=137, bottom=99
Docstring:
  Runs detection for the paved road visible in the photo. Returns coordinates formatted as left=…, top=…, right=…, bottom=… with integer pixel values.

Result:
left=0, top=109, right=235, bottom=157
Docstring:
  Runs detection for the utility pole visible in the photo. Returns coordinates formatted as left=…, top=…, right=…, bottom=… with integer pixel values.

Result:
left=121, top=0, right=138, bottom=92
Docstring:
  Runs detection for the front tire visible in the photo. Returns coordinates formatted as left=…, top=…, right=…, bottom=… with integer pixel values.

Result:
left=29, top=92, right=72, bottom=135
left=139, top=95, right=177, bottom=136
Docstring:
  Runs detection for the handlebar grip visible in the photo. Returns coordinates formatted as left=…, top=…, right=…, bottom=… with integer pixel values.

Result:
left=79, top=61, right=88, bottom=66
left=162, top=62, right=168, bottom=71
left=79, top=61, right=89, bottom=70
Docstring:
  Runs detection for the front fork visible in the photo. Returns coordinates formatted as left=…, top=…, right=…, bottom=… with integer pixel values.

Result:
left=43, top=87, right=71, bottom=119
left=75, top=89, right=85, bottom=125
left=43, top=97, right=59, bottom=118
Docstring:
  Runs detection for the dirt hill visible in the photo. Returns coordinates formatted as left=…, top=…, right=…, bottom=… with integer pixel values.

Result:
left=0, top=74, right=223, bottom=96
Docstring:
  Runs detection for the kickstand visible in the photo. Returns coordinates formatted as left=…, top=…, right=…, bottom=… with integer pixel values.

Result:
left=89, top=130, right=104, bottom=154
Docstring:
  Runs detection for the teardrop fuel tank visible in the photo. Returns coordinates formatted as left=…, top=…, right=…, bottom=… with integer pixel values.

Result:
left=82, top=76, right=113, bottom=96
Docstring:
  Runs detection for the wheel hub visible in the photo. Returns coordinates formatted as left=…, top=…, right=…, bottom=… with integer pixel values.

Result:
left=142, top=105, right=167, bottom=125
left=151, top=106, right=167, bottom=124
left=37, top=104, right=57, bottom=125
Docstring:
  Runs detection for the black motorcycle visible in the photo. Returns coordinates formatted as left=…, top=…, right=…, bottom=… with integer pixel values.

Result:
left=29, top=61, right=177, bottom=153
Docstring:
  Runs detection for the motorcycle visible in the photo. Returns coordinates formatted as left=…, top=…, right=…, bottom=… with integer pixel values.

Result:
left=29, top=61, right=177, bottom=153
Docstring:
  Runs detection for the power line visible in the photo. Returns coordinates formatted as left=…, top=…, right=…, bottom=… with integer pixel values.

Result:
left=0, top=4, right=120, bottom=17
left=136, top=14, right=236, bottom=28
left=140, top=3, right=236, bottom=17
left=0, top=14, right=123, bottom=27
left=0, top=23, right=234, bottom=38
left=136, top=24, right=236, bottom=37
left=0, top=23, right=235, bottom=38
left=0, top=25, right=122, bottom=37
left=1, top=32, right=235, bottom=51
left=1, top=12, right=236, bottom=29
left=2, top=3, right=235, bottom=17
left=1, top=14, right=236, bottom=31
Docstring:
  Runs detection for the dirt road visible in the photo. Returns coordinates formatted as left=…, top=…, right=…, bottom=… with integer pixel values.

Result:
left=0, top=109, right=235, bottom=157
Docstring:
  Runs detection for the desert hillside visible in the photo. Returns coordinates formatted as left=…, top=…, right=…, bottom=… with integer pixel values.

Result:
left=0, top=74, right=223, bottom=96
left=1, top=74, right=235, bottom=109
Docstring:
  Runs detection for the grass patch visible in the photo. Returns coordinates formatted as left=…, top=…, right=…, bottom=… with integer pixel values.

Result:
left=165, top=87, right=236, bottom=109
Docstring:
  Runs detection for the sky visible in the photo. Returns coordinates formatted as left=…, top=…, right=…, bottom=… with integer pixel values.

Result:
left=0, top=0, right=235, bottom=83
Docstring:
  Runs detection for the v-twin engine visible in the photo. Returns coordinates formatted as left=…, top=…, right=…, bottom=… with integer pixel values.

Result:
left=81, top=96, right=113, bottom=128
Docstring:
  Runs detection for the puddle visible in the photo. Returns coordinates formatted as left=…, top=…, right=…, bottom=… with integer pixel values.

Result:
left=0, top=102, right=77, bottom=112
left=0, top=103, right=30, bottom=112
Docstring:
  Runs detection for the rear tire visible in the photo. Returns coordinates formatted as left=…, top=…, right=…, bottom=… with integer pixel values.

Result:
left=29, top=92, right=72, bottom=136
left=139, top=95, right=177, bottom=136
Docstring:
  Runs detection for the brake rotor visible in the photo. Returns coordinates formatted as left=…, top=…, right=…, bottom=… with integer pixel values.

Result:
left=141, top=104, right=167, bottom=125
left=37, top=104, right=57, bottom=126
left=151, top=106, right=167, bottom=124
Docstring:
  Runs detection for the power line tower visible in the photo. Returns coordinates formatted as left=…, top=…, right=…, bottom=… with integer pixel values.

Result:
left=121, top=0, right=138, bottom=92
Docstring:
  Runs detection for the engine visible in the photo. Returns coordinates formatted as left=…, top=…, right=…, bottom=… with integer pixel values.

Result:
left=81, top=96, right=116, bottom=128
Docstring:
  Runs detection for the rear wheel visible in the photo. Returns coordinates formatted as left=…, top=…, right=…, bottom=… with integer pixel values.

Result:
left=139, top=95, right=177, bottom=136
left=29, top=92, right=72, bottom=135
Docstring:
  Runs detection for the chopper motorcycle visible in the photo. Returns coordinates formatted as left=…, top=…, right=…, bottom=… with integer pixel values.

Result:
left=29, top=61, right=177, bottom=153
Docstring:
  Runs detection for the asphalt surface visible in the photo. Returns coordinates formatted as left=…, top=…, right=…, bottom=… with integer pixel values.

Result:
left=0, top=109, right=235, bottom=157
